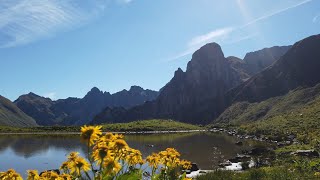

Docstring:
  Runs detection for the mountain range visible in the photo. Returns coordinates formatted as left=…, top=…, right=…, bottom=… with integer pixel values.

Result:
left=1, top=34, right=319, bottom=127
left=12, top=86, right=158, bottom=126
left=91, top=42, right=293, bottom=124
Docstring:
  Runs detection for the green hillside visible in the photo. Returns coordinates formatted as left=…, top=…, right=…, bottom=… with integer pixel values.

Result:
left=101, top=119, right=203, bottom=131
left=216, top=83, right=320, bottom=142
left=0, top=95, right=38, bottom=127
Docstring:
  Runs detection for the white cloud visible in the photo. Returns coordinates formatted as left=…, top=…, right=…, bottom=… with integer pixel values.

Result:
left=313, top=14, right=320, bottom=23
left=117, top=0, right=133, bottom=4
left=166, top=0, right=312, bottom=62
left=225, top=33, right=259, bottom=44
left=43, top=92, right=56, bottom=100
left=188, top=27, right=234, bottom=48
left=240, top=0, right=312, bottom=29
left=0, top=0, right=108, bottom=48
left=163, top=27, right=234, bottom=62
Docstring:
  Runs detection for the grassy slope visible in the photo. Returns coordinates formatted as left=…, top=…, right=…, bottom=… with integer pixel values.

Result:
left=215, top=83, right=320, bottom=141
left=0, top=119, right=202, bottom=133
left=102, top=119, right=202, bottom=131
left=0, top=96, right=37, bottom=127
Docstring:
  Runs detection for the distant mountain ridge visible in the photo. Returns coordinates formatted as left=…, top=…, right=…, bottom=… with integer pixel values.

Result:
left=227, top=35, right=320, bottom=103
left=92, top=43, right=292, bottom=125
left=1, top=35, right=299, bottom=127
left=0, top=95, right=37, bottom=127
left=14, top=86, right=159, bottom=126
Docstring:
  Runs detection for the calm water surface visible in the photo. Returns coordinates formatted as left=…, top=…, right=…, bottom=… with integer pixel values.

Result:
left=0, top=132, right=261, bottom=178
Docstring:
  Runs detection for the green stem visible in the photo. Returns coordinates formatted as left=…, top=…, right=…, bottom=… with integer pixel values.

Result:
left=85, top=171, right=92, bottom=180
left=100, top=158, right=104, bottom=172
left=87, top=140, right=95, bottom=177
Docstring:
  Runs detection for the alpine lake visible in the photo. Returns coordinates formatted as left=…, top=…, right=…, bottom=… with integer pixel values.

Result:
left=0, top=131, right=271, bottom=178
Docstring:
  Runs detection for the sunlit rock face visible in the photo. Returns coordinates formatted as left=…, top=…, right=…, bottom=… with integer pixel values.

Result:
left=243, top=45, right=292, bottom=76
left=93, top=43, right=247, bottom=124
left=156, top=43, right=244, bottom=115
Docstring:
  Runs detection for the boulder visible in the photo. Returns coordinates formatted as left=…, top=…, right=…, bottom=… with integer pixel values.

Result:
left=291, top=150, right=319, bottom=157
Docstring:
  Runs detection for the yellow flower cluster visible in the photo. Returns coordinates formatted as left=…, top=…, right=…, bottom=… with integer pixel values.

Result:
left=146, top=148, right=192, bottom=179
left=60, top=152, right=91, bottom=176
left=0, top=169, right=72, bottom=180
left=31, top=170, right=72, bottom=180
left=1, top=125, right=193, bottom=180
left=0, top=169, right=22, bottom=180
left=147, top=148, right=191, bottom=169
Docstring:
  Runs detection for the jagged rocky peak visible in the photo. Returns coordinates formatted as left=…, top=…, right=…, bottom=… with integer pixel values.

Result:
left=85, top=87, right=105, bottom=97
left=25, top=92, right=44, bottom=99
left=89, top=87, right=102, bottom=93
left=174, top=68, right=184, bottom=78
left=187, top=43, right=225, bottom=72
left=192, top=42, right=224, bottom=60
left=129, top=85, right=144, bottom=93
left=15, top=92, right=52, bottom=103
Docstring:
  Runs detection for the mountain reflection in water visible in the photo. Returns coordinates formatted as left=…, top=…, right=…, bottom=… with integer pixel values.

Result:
left=0, top=132, right=259, bottom=178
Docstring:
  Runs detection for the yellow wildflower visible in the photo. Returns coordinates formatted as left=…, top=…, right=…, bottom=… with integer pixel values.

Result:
left=59, top=161, right=69, bottom=171
left=68, top=157, right=91, bottom=175
left=67, top=152, right=79, bottom=161
left=104, top=132, right=115, bottom=140
left=27, top=170, right=39, bottom=180
left=180, top=160, right=192, bottom=169
left=114, top=139, right=128, bottom=150
left=11, top=172, right=23, bottom=180
left=114, top=134, right=124, bottom=139
left=103, top=158, right=122, bottom=174
left=146, top=153, right=161, bottom=169
left=125, top=148, right=143, bottom=166
left=80, top=125, right=102, bottom=146
left=59, top=174, right=72, bottom=180
left=40, top=171, right=59, bottom=180
left=0, top=169, right=22, bottom=180
left=92, top=144, right=113, bottom=165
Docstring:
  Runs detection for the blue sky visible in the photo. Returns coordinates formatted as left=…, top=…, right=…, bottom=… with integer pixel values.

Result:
left=0, top=0, right=319, bottom=101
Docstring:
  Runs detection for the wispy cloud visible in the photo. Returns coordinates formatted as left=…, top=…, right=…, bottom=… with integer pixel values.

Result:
left=166, top=0, right=312, bottom=62
left=225, top=33, right=259, bottom=44
left=164, top=27, right=234, bottom=62
left=43, top=92, right=56, bottom=100
left=117, top=0, right=133, bottom=4
left=313, top=14, right=320, bottom=23
left=0, top=0, right=108, bottom=48
left=188, top=27, right=234, bottom=48
left=240, top=0, right=312, bottom=29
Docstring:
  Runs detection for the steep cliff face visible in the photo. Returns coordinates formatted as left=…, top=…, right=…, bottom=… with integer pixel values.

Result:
left=92, top=43, right=246, bottom=124
left=156, top=43, right=244, bottom=116
left=226, top=56, right=251, bottom=82
left=15, top=86, right=159, bottom=126
left=243, top=45, right=292, bottom=75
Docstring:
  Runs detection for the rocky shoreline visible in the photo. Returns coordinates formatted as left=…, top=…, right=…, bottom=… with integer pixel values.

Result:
left=210, top=127, right=320, bottom=171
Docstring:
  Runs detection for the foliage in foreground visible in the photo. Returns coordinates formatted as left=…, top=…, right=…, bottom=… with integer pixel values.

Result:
left=196, top=167, right=320, bottom=180
left=0, top=125, right=192, bottom=180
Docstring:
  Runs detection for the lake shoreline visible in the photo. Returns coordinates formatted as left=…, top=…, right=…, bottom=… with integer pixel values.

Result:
left=0, top=129, right=207, bottom=135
